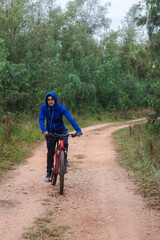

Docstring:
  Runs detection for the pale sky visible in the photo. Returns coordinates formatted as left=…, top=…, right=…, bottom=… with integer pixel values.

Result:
left=56, top=0, right=140, bottom=30
left=106, top=0, right=140, bottom=29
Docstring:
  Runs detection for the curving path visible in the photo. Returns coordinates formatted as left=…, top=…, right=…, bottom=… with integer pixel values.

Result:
left=0, top=120, right=159, bottom=240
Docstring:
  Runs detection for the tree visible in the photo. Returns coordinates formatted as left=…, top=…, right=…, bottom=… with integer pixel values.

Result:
left=0, top=0, right=30, bottom=62
left=136, top=0, right=160, bottom=38
left=65, top=0, right=111, bottom=37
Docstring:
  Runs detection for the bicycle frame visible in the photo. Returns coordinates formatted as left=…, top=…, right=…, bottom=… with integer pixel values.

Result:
left=54, top=139, right=66, bottom=174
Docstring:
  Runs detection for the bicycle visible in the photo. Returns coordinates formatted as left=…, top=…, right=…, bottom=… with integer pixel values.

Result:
left=48, top=132, right=77, bottom=195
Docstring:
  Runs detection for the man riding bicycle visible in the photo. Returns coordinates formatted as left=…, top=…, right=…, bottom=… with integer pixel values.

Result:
left=39, top=92, right=82, bottom=182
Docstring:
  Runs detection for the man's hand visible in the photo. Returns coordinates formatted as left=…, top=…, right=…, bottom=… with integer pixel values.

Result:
left=43, top=131, right=49, bottom=136
left=77, top=133, right=82, bottom=137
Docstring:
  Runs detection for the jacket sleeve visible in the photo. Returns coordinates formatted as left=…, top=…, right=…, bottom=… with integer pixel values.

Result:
left=39, top=105, right=47, bottom=133
left=62, top=106, right=82, bottom=134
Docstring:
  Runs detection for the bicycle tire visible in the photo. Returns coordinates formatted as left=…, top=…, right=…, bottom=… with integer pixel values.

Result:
left=59, top=151, right=65, bottom=194
left=51, top=169, right=57, bottom=185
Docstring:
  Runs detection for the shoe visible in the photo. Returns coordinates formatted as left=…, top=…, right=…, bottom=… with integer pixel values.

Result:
left=66, top=161, right=71, bottom=167
left=44, top=173, right=51, bottom=182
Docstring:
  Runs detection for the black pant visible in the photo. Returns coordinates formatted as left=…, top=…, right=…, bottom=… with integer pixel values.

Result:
left=45, top=129, right=68, bottom=174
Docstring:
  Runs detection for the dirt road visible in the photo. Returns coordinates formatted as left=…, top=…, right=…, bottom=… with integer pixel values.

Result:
left=0, top=121, right=159, bottom=240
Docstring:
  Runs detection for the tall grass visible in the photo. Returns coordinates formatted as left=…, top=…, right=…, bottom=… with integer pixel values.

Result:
left=0, top=114, right=43, bottom=177
left=114, top=123, right=160, bottom=209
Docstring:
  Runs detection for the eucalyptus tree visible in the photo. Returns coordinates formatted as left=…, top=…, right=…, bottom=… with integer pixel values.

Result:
left=60, top=0, right=110, bottom=78
left=118, top=4, right=148, bottom=76
left=117, top=4, right=151, bottom=107
left=0, top=38, right=30, bottom=113
left=64, top=0, right=111, bottom=36
left=0, top=0, right=31, bottom=62
left=136, top=0, right=160, bottom=38
left=52, top=0, right=111, bottom=112
left=135, top=0, right=160, bottom=124
left=96, top=4, right=149, bottom=112
left=135, top=0, right=160, bottom=71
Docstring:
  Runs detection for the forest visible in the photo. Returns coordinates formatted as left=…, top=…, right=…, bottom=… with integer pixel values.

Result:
left=0, top=0, right=160, bottom=127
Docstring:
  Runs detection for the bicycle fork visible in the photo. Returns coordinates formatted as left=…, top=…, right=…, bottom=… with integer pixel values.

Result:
left=55, top=140, right=64, bottom=174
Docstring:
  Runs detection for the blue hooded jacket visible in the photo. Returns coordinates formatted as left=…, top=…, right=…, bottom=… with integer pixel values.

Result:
left=39, top=92, right=82, bottom=134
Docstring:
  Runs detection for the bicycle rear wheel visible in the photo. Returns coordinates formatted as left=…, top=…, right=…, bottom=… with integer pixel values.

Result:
left=59, top=151, right=65, bottom=194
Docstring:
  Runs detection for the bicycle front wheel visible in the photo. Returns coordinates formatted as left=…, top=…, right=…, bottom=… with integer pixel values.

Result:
left=59, top=151, right=65, bottom=194
left=51, top=169, right=57, bottom=185
left=51, top=157, right=58, bottom=185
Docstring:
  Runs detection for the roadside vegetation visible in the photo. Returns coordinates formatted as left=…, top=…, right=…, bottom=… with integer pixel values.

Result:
left=0, top=115, right=43, bottom=177
left=114, top=123, right=160, bottom=209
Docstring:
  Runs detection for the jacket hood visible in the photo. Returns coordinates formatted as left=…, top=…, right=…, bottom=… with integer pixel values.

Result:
left=45, top=92, right=58, bottom=105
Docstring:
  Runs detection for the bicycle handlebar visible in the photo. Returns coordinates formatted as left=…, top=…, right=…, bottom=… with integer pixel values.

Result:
left=48, top=132, right=78, bottom=138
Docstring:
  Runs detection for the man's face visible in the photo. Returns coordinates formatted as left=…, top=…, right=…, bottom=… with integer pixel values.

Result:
left=47, top=96, right=55, bottom=107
